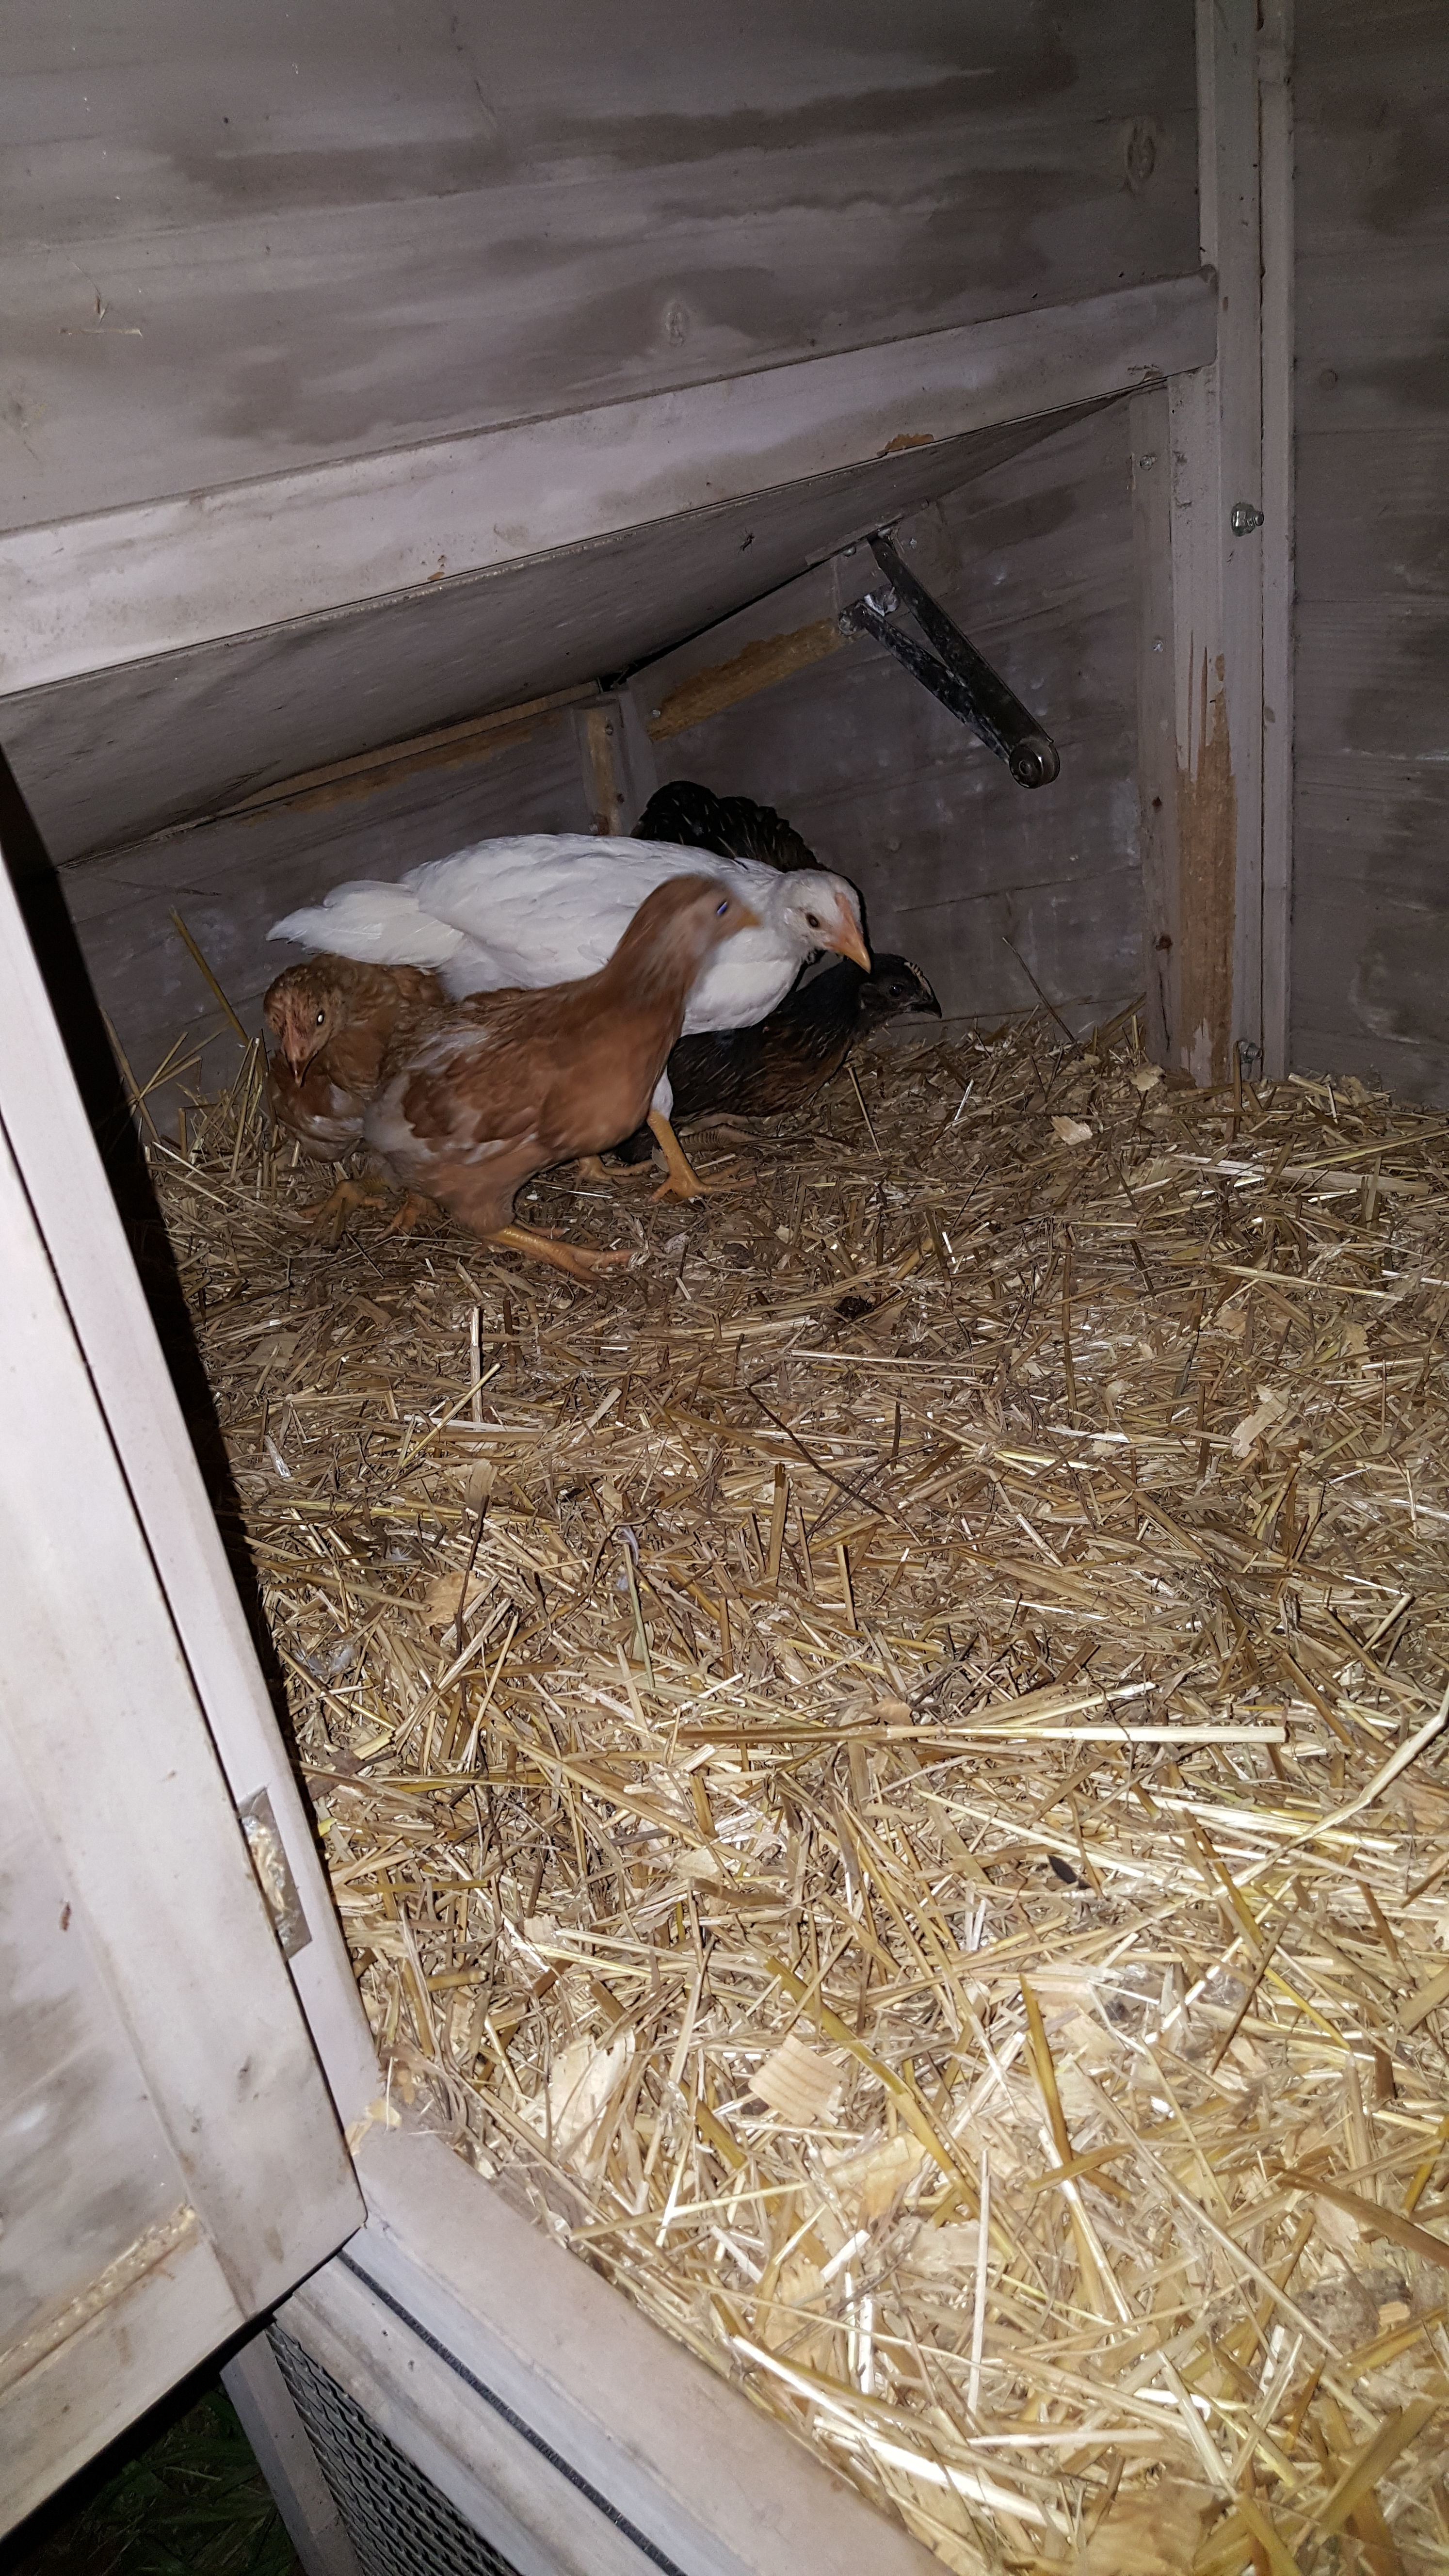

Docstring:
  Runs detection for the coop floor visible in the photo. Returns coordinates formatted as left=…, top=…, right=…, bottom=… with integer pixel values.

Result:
left=149, top=1016, right=1449, bottom=2575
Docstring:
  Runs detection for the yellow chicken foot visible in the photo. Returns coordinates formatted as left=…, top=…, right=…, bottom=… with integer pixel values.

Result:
left=572, top=1154, right=654, bottom=1187
left=645, top=1109, right=742, bottom=1201
left=488, top=1223, right=634, bottom=1281
left=303, top=1173, right=391, bottom=1233
left=377, top=1190, right=437, bottom=1240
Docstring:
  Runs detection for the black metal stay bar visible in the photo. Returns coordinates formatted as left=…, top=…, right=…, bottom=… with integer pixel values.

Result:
left=837, top=530, right=1061, bottom=790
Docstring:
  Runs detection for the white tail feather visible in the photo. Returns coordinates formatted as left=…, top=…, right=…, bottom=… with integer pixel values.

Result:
left=268, top=878, right=466, bottom=969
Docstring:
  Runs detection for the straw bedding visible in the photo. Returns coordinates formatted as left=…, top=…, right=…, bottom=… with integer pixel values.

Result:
left=147, top=1010, right=1449, bottom=2572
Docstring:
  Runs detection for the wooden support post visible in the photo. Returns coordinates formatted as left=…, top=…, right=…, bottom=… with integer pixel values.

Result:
left=575, top=689, right=656, bottom=837
left=223, top=2337, right=365, bottom=2576
left=1258, top=0, right=1295, bottom=1081
left=1134, top=0, right=1276, bottom=1086
left=1131, top=384, right=1181, bottom=1070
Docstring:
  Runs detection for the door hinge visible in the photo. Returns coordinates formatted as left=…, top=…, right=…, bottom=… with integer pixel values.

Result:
left=239, top=1787, right=312, bottom=1958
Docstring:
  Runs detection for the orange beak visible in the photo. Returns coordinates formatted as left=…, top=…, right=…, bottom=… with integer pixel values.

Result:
left=830, top=915, right=871, bottom=973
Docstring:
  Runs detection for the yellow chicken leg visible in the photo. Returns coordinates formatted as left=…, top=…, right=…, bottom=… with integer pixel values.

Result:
left=646, top=1108, right=744, bottom=1201
left=378, top=1190, right=437, bottom=1240
left=572, top=1154, right=654, bottom=1187
left=488, top=1222, right=634, bottom=1281
left=302, top=1173, right=391, bottom=1232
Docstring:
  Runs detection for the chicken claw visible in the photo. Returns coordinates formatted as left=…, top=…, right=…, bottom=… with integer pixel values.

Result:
left=646, top=1109, right=743, bottom=1201
left=378, top=1190, right=437, bottom=1240
left=573, top=1154, right=653, bottom=1188
left=489, top=1222, right=633, bottom=1281
left=302, top=1173, right=391, bottom=1233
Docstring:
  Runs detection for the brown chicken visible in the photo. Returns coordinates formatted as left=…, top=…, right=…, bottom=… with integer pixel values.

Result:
left=364, top=873, right=757, bottom=1277
left=263, top=954, right=446, bottom=1227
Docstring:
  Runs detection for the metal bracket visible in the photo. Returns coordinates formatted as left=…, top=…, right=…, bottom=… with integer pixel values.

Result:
left=240, top=1785, right=313, bottom=1958
left=837, top=531, right=1061, bottom=789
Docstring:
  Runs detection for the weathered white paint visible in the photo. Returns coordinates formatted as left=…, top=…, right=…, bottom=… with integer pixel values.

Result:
left=0, top=1006, right=362, bottom=2525
left=0, top=0, right=1202, bottom=531
left=0, top=273, right=1214, bottom=697
left=0, top=824, right=380, bottom=2138
left=3, top=413, right=1066, bottom=869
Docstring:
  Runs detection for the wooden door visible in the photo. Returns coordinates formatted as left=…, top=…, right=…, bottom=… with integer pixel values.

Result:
left=0, top=796, right=365, bottom=2533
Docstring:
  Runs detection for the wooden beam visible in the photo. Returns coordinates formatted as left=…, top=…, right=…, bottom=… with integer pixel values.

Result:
left=1130, top=390, right=1181, bottom=1069
left=1132, top=0, right=1266, bottom=1085
left=0, top=273, right=1215, bottom=698
left=213, top=686, right=599, bottom=825
left=644, top=618, right=845, bottom=743
left=576, top=691, right=657, bottom=836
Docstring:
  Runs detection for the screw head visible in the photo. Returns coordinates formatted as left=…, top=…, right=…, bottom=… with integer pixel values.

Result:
left=1231, top=501, right=1265, bottom=535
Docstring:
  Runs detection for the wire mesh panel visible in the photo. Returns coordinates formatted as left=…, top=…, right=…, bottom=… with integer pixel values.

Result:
left=272, top=2325, right=522, bottom=2576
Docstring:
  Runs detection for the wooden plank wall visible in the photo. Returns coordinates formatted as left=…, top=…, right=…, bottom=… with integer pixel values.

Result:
left=5, top=413, right=1090, bottom=865
left=59, top=402, right=1142, bottom=1113
left=639, top=403, right=1141, bottom=1033
left=1291, top=0, right=1449, bottom=1100
left=65, top=705, right=596, bottom=1112
left=3, top=0, right=1197, bottom=531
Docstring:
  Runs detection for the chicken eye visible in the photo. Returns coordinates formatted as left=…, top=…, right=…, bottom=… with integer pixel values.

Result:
left=805, top=911, right=821, bottom=930
left=315, top=1009, right=326, bottom=1026
left=716, top=899, right=730, bottom=916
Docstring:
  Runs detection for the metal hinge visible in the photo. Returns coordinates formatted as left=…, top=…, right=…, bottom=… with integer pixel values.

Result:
left=239, top=1786, right=313, bottom=1958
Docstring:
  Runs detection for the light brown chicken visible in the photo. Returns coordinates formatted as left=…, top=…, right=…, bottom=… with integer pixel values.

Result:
left=364, top=873, right=757, bottom=1277
left=263, top=954, right=446, bottom=1228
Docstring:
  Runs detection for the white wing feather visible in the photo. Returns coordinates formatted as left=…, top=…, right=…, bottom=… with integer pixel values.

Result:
left=409, top=837, right=763, bottom=978
left=270, top=830, right=859, bottom=1039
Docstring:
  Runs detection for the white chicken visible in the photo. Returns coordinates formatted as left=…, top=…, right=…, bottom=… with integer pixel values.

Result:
left=270, top=833, right=869, bottom=1196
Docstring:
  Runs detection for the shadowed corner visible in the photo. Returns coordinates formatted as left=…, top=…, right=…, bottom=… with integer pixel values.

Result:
left=2, top=2345, right=300, bottom=2576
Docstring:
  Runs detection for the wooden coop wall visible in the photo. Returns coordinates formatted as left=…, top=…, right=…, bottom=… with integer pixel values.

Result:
left=636, top=403, right=1140, bottom=1033
left=1290, top=0, right=1449, bottom=1101
left=2, top=0, right=1198, bottom=535
left=48, top=402, right=1140, bottom=1112
left=0, top=0, right=1205, bottom=829
left=1, top=0, right=1208, bottom=1116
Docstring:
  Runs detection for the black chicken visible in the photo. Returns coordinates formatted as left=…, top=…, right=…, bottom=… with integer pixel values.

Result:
left=610, top=952, right=941, bottom=1159
left=634, top=778, right=819, bottom=873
